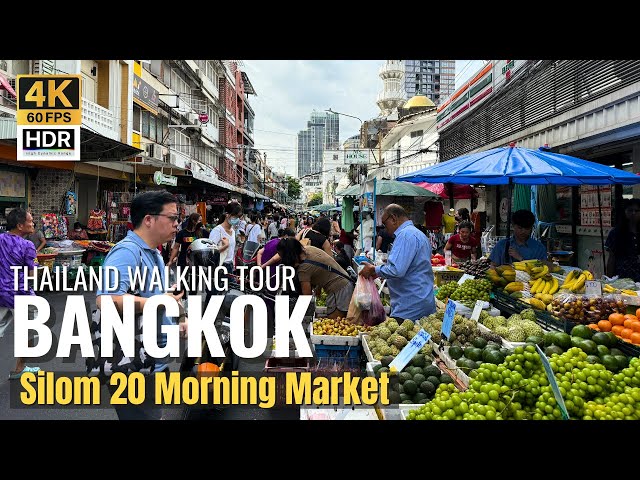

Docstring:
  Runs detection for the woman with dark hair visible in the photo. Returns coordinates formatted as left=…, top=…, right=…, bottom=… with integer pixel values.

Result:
left=605, top=198, right=640, bottom=280
left=296, top=217, right=332, bottom=255
left=444, top=220, right=479, bottom=263
left=168, top=212, right=204, bottom=267
left=276, top=238, right=354, bottom=319
left=454, top=207, right=470, bottom=234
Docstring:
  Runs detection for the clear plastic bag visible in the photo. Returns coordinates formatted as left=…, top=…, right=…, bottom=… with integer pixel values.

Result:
left=347, top=276, right=386, bottom=326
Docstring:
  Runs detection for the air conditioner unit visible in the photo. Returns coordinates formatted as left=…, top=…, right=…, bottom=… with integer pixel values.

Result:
left=187, top=112, right=199, bottom=124
left=145, top=143, right=163, bottom=161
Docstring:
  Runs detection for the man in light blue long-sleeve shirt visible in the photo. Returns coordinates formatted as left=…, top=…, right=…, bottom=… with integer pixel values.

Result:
left=360, top=204, right=436, bottom=322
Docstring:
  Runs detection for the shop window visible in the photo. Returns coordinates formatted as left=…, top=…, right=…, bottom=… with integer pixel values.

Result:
left=132, top=104, right=141, bottom=133
left=149, top=115, right=156, bottom=142
left=141, top=110, right=150, bottom=138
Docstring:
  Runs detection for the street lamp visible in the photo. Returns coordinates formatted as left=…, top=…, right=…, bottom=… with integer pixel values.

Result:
left=325, top=108, right=369, bottom=254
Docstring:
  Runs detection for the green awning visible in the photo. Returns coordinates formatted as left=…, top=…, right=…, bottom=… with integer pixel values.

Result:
left=337, top=179, right=439, bottom=198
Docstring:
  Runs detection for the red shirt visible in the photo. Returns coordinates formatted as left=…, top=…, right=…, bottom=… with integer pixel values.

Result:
left=448, top=234, right=479, bottom=260
left=424, top=201, right=444, bottom=229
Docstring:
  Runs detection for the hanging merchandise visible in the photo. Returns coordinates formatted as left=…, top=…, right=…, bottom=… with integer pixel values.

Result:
left=87, top=208, right=106, bottom=231
left=41, top=213, right=69, bottom=239
left=65, top=191, right=78, bottom=215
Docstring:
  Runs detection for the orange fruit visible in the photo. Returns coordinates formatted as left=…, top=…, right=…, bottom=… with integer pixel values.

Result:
left=632, top=321, right=640, bottom=333
left=597, top=320, right=613, bottom=332
left=609, top=313, right=625, bottom=326
left=624, top=314, right=638, bottom=321
left=620, top=328, right=634, bottom=339
left=624, top=318, right=636, bottom=329
left=631, top=332, right=640, bottom=345
left=197, top=362, right=220, bottom=378
left=612, top=325, right=625, bottom=336
left=636, top=307, right=640, bottom=318
left=588, top=323, right=600, bottom=331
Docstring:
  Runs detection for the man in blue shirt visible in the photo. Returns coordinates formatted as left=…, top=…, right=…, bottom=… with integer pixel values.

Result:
left=360, top=204, right=436, bottom=322
left=489, top=209, right=548, bottom=267
left=96, top=190, right=185, bottom=420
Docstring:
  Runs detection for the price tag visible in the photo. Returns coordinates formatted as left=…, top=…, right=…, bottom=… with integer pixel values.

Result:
left=470, top=300, right=484, bottom=322
left=458, top=273, right=475, bottom=285
left=585, top=280, right=602, bottom=296
left=389, top=329, right=431, bottom=372
left=535, top=345, right=570, bottom=420
left=441, top=299, right=457, bottom=340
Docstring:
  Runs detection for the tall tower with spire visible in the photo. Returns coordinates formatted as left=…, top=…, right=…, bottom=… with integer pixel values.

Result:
left=376, top=60, right=406, bottom=116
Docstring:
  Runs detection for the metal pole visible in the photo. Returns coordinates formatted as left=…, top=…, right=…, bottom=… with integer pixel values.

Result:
left=596, top=185, right=607, bottom=275
left=373, top=177, right=377, bottom=262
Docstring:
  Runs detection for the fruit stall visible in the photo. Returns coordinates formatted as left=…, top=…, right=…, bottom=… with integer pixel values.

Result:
left=286, top=233, right=640, bottom=420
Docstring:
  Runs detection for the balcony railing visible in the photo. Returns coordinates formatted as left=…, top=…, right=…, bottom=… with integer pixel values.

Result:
left=82, top=98, right=117, bottom=140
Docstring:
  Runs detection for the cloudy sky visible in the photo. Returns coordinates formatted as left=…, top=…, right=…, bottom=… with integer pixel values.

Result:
left=244, top=60, right=486, bottom=177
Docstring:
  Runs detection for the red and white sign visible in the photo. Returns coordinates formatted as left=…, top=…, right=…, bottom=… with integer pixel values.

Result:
left=198, top=113, right=209, bottom=124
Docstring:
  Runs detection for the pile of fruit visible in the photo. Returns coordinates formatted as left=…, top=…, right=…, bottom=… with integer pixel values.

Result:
left=448, top=338, right=513, bottom=374
left=372, top=356, right=455, bottom=404
left=478, top=308, right=544, bottom=343
left=588, top=311, right=640, bottom=345
left=417, top=310, right=502, bottom=347
left=457, top=257, right=492, bottom=278
left=557, top=269, right=594, bottom=294
left=312, top=317, right=370, bottom=336
left=366, top=318, right=432, bottom=361
left=435, top=278, right=492, bottom=303
left=539, top=325, right=631, bottom=370
left=405, top=345, right=640, bottom=420
left=315, top=290, right=327, bottom=307
left=431, top=253, right=446, bottom=266
left=549, top=294, right=625, bottom=324
left=603, top=277, right=639, bottom=296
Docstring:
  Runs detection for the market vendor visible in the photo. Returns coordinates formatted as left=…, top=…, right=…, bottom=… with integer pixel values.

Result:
left=489, top=209, right=548, bottom=267
left=26, top=219, right=47, bottom=253
left=359, top=204, right=436, bottom=322
left=444, top=220, right=479, bottom=263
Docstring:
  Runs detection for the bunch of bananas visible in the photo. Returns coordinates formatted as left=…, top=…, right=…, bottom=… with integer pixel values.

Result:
left=529, top=275, right=559, bottom=295
left=603, top=283, right=638, bottom=296
left=560, top=269, right=592, bottom=293
left=486, top=265, right=515, bottom=287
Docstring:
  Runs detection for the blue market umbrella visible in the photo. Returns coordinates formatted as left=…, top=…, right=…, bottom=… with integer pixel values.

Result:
left=397, top=144, right=640, bottom=186
left=398, top=144, right=640, bottom=271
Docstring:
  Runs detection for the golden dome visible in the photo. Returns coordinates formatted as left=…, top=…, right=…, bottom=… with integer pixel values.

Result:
left=403, top=95, right=435, bottom=109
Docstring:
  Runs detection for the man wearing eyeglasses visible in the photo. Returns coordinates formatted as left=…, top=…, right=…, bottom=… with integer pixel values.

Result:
left=359, top=204, right=436, bottom=322
left=96, top=190, right=186, bottom=420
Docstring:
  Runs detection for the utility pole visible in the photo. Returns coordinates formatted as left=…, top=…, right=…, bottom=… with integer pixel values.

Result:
left=263, top=152, right=267, bottom=196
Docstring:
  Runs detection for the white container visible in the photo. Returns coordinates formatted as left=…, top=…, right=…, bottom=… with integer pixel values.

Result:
left=309, top=320, right=360, bottom=346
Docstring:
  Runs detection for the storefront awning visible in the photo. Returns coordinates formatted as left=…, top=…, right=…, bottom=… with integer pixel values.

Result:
left=80, top=128, right=143, bottom=162
left=0, top=74, right=16, bottom=98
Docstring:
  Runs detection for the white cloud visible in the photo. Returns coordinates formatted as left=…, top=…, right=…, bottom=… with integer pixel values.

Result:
left=244, top=60, right=488, bottom=177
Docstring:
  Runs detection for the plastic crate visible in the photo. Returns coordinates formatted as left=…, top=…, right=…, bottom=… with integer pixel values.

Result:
left=313, top=343, right=361, bottom=362
left=263, top=357, right=311, bottom=406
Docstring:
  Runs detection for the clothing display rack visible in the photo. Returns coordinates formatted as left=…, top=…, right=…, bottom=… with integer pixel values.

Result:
left=424, top=227, right=445, bottom=254
left=103, top=191, right=136, bottom=242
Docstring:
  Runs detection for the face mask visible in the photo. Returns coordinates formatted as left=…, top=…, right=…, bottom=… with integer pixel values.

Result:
left=229, top=217, right=240, bottom=226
